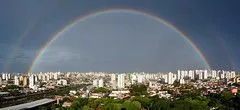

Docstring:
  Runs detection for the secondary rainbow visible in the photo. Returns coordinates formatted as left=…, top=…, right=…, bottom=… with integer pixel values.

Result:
left=28, top=8, right=211, bottom=72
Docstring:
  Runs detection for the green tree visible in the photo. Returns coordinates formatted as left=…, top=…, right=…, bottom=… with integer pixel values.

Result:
left=4, top=85, right=20, bottom=91
left=122, top=100, right=141, bottom=110
left=149, top=98, right=171, bottom=110
left=130, top=84, right=148, bottom=96
left=92, top=87, right=110, bottom=93
left=104, top=103, right=121, bottom=110
left=70, top=98, right=89, bottom=109
left=50, top=104, right=56, bottom=110
left=82, top=105, right=93, bottom=110
left=220, top=91, right=234, bottom=102
left=220, top=91, right=235, bottom=109
left=173, top=80, right=180, bottom=87
left=132, top=96, right=151, bottom=108
left=39, top=106, right=47, bottom=110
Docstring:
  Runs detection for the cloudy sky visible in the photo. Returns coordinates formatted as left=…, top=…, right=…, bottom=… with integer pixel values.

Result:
left=0, top=0, right=239, bottom=72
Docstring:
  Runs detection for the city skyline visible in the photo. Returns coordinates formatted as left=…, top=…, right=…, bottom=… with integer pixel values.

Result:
left=1, top=1, right=240, bottom=109
left=0, top=1, right=239, bottom=72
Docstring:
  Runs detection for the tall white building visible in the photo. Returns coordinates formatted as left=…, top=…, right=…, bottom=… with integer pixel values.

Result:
left=110, top=74, right=116, bottom=89
left=162, top=74, right=168, bottom=83
left=188, top=70, right=194, bottom=79
left=38, top=74, right=42, bottom=80
left=14, top=76, right=19, bottom=86
left=180, top=71, right=185, bottom=79
left=5, top=74, right=9, bottom=81
left=54, top=73, right=58, bottom=80
left=197, top=70, right=203, bottom=80
left=93, top=79, right=98, bottom=87
left=98, top=78, right=104, bottom=87
left=29, top=75, right=35, bottom=89
left=217, top=70, right=221, bottom=79
left=225, top=71, right=231, bottom=79
left=231, top=71, right=236, bottom=78
left=41, top=74, right=45, bottom=81
left=0, top=77, right=2, bottom=86
left=2, top=73, right=5, bottom=80
left=203, top=70, right=208, bottom=79
left=117, top=74, right=125, bottom=89
left=180, top=79, right=185, bottom=84
left=8, top=74, right=11, bottom=80
left=220, top=71, right=225, bottom=79
left=137, top=75, right=143, bottom=83
left=167, top=72, right=174, bottom=84
left=184, top=71, right=188, bottom=77
left=212, top=70, right=217, bottom=79
left=131, top=74, right=137, bottom=84
left=46, top=74, right=50, bottom=81
left=35, top=76, right=38, bottom=83
left=177, top=70, right=181, bottom=80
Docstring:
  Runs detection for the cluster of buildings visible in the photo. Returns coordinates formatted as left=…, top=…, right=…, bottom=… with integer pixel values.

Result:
left=90, top=70, right=236, bottom=89
left=166, top=70, right=236, bottom=84
left=0, top=70, right=239, bottom=108
left=0, top=70, right=238, bottom=98
left=0, top=72, right=67, bottom=90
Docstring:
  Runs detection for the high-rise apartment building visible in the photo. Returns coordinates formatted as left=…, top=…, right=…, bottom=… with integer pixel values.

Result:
left=111, top=74, right=116, bottom=89
left=54, top=73, right=58, bottom=80
left=131, top=74, right=137, bottom=84
left=177, top=70, right=181, bottom=80
left=137, top=75, right=143, bottom=83
left=29, top=75, right=35, bottom=89
left=220, top=71, right=225, bottom=79
left=93, top=79, right=98, bottom=87
left=196, top=70, right=203, bottom=80
left=14, top=76, right=19, bottom=86
left=5, top=74, right=9, bottom=81
left=212, top=70, right=217, bottom=79
left=0, top=77, right=2, bottom=86
left=8, top=74, right=11, bottom=80
left=231, top=71, right=236, bottom=78
left=168, top=72, right=174, bottom=84
left=98, top=78, right=104, bottom=87
left=23, top=76, right=28, bottom=87
left=2, top=73, right=5, bottom=80
left=189, top=70, right=194, bottom=79
left=203, top=70, right=208, bottom=79
left=117, top=74, right=125, bottom=89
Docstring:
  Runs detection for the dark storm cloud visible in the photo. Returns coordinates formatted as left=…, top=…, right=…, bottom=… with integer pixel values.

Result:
left=0, top=0, right=239, bottom=72
left=32, top=13, right=207, bottom=72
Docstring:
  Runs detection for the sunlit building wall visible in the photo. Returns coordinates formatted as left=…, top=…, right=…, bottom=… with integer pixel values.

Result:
left=0, top=77, right=2, bottom=86
left=23, top=76, right=28, bottom=87
left=167, top=72, right=174, bottom=84
left=212, top=70, right=217, bottom=79
left=29, top=75, right=35, bottom=89
left=203, top=70, right=208, bottom=79
left=117, top=74, right=125, bottom=89
left=98, top=78, right=104, bottom=87
left=111, top=74, right=116, bottom=89
left=14, top=76, right=19, bottom=86
left=93, top=79, right=98, bottom=87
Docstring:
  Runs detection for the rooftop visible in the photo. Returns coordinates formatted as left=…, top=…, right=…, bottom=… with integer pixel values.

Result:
left=1, top=98, right=55, bottom=110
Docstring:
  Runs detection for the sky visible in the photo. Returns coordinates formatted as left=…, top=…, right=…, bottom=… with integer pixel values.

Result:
left=0, top=0, right=239, bottom=72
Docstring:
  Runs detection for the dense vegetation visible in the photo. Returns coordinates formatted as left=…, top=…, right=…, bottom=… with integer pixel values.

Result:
left=48, top=84, right=240, bottom=110
left=51, top=92, right=240, bottom=110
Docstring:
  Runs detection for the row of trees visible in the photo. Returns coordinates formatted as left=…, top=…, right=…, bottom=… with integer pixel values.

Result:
left=52, top=84, right=240, bottom=110
left=55, top=92, right=239, bottom=110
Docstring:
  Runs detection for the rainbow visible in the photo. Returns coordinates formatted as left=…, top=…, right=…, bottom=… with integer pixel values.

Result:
left=27, top=8, right=211, bottom=73
left=4, top=20, right=38, bottom=72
